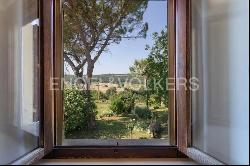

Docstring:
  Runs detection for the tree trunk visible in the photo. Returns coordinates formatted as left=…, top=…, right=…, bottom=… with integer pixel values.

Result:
left=75, top=70, right=84, bottom=86
left=86, top=62, right=94, bottom=91
left=145, top=78, right=149, bottom=109
left=86, top=61, right=96, bottom=129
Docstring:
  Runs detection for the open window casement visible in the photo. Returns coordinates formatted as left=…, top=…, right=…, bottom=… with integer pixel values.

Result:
left=0, top=0, right=248, bottom=165
left=174, top=0, right=249, bottom=165
left=0, top=0, right=53, bottom=164
left=0, top=0, right=57, bottom=164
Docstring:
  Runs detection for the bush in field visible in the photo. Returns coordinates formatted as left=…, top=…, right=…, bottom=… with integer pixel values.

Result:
left=91, top=90, right=108, bottom=101
left=149, top=120, right=162, bottom=138
left=133, top=107, right=152, bottom=120
left=137, top=87, right=147, bottom=102
left=110, top=97, right=126, bottom=115
left=99, top=109, right=115, bottom=118
left=119, top=91, right=135, bottom=114
left=105, top=87, right=117, bottom=99
left=149, top=113, right=162, bottom=138
left=64, top=88, right=97, bottom=136
left=149, top=94, right=161, bottom=108
left=110, top=91, right=135, bottom=115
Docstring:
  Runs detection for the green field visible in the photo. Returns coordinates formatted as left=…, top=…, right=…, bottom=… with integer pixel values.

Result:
left=66, top=101, right=168, bottom=139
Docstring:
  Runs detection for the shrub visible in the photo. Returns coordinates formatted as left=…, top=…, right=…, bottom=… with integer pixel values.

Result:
left=137, top=87, right=147, bottom=101
left=149, top=120, right=162, bottom=138
left=110, top=91, right=135, bottom=115
left=99, top=110, right=115, bottom=118
left=91, top=90, right=108, bottom=101
left=105, top=87, right=117, bottom=99
left=64, top=88, right=97, bottom=136
left=133, top=92, right=145, bottom=103
left=134, top=120, right=150, bottom=131
left=126, top=118, right=137, bottom=139
left=133, top=107, right=152, bottom=120
left=110, top=97, right=126, bottom=115
left=149, top=94, right=161, bottom=108
left=120, top=91, right=135, bottom=112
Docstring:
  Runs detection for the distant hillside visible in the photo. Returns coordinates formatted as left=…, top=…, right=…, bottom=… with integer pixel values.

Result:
left=64, top=74, right=144, bottom=84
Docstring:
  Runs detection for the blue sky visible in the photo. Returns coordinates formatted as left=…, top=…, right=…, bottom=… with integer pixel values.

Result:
left=93, top=0, right=167, bottom=75
left=65, top=0, right=167, bottom=75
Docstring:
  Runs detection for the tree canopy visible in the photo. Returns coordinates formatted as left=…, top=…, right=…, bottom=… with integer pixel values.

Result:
left=130, top=28, right=168, bottom=106
left=64, top=0, right=149, bottom=82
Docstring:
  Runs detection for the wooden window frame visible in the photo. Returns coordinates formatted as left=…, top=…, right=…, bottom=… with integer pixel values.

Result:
left=175, top=0, right=192, bottom=153
left=171, top=1, right=225, bottom=164
left=40, top=0, right=55, bottom=155
left=8, top=0, right=53, bottom=164
left=14, top=0, right=193, bottom=162
left=41, top=0, right=192, bottom=159
left=11, top=0, right=231, bottom=164
left=174, top=1, right=226, bottom=164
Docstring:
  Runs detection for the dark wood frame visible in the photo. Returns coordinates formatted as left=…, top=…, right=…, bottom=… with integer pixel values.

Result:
left=8, top=0, right=53, bottom=164
left=0, top=0, right=195, bottom=164
left=45, top=146, right=186, bottom=159
left=54, top=0, right=64, bottom=146
left=40, top=0, right=55, bottom=154
left=41, top=0, right=193, bottom=159
left=10, top=0, right=192, bottom=162
left=175, top=0, right=192, bottom=154
left=175, top=1, right=225, bottom=164
left=168, top=0, right=177, bottom=146
left=8, top=0, right=232, bottom=164
left=39, top=0, right=192, bottom=160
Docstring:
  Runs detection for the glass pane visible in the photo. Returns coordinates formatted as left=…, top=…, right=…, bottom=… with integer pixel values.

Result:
left=191, top=0, right=249, bottom=164
left=62, top=0, right=169, bottom=146
left=0, top=0, right=40, bottom=164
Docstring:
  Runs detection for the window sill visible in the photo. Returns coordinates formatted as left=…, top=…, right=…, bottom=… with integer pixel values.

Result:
left=36, top=158, right=197, bottom=165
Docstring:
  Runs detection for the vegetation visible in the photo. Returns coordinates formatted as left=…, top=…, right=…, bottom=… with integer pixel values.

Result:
left=110, top=98, right=125, bottom=115
left=64, top=28, right=169, bottom=138
left=64, top=0, right=148, bottom=84
left=133, top=106, right=152, bottom=120
left=66, top=100, right=168, bottom=139
left=62, top=0, right=168, bottom=140
left=63, top=0, right=151, bottom=129
left=65, top=74, right=144, bottom=85
left=149, top=119, right=162, bottom=138
left=91, top=90, right=108, bottom=101
left=105, top=87, right=117, bottom=99
left=110, top=91, right=135, bottom=115
left=64, top=88, right=97, bottom=136
left=64, top=86, right=168, bottom=139
left=130, top=29, right=168, bottom=107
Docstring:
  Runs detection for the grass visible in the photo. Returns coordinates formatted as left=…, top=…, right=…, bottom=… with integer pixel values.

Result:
left=66, top=100, right=168, bottom=140
left=96, top=101, right=110, bottom=118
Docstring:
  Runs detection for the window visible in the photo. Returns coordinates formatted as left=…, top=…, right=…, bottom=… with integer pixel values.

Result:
left=0, top=0, right=40, bottom=164
left=57, top=0, right=170, bottom=146
left=191, top=0, right=249, bottom=164
left=0, top=0, right=248, bottom=164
